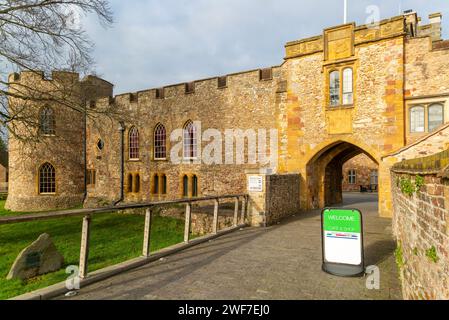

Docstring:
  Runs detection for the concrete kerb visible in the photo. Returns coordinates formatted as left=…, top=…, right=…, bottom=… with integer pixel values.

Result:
left=10, top=223, right=248, bottom=300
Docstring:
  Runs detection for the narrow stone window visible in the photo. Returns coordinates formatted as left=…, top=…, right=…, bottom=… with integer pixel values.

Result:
left=259, top=68, right=273, bottom=81
left=161, top=174, right=167, bottom=195
left=342, top=68, right=353, bottom=105
left=348, top=170, right=357, bottom=185
left=192, top=175, right=198, bottom=197
left=39, top=163, right=56, bottom=194
left=129, top=126, right=140, bottom=160
left=182, top=175, right=189, bottom=197
left=152, top=174, right=159, bottom=195
left=428, top=103, right=444, bottom=132
left=410, top=106, right=425, bottom=133
left=329, top=71, right=340, bottom=106
left=218, top=76, right=227, bottom=88
left=185, top=82, right=195, bottom=94
left=127, top=174, right=133, bottom=193
left=87, top=169, right=96, bottom=186
left=183, top=120, right=197, bottom=159
left=39, top=106, right=56, bottom=135
left=134, top=174, right=140, bottom=193
left=156, top=88, right=165, bottom=99
left=154, top=123, right=167, bottom=160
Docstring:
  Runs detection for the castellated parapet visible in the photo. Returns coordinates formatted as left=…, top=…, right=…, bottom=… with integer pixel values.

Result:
left=5, top=71, right=113, bottom=212
left=85, top=66, right=284, bottom=207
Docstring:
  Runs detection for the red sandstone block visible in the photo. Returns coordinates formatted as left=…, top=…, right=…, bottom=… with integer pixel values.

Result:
left=431, top=197, right=445, bottom=209
left=387, top=80, right=396, bottom=86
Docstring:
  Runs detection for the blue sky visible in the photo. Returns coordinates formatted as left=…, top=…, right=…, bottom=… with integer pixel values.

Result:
left=84, top=0, right=449, bottom=94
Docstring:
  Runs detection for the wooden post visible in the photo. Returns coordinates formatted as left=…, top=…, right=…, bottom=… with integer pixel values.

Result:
left=233, top=198, right=239, bottom=226
left=142, top=208, right=152, bottom=257
left=184, top=203, right=192, bottom=243
left=212, top=199, right=219, bottom=234
left=79, top=215, right=91, bottom=279
left=240, top=196, right=247, bottom=224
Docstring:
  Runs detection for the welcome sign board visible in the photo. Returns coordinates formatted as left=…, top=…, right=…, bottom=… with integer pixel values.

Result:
left=321, top=208, right=364, bottom=277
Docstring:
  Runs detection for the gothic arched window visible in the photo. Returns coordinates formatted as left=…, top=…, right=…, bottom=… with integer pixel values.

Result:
left=182, top=175, right=189, bottom=197
left=161, top=174, right=167, bottom=195
left=183, top=120, right=197, bottom=159
left=192, top=175, right=198, bottom=197
left=127, top=174, right=133, bottom=193
left=39, top=106, right=56, bottom=135
left=154, top=123, right=167, bottom=160
left=39, top=163, right=56, bottom=194
left=129, top=126, right=140, bottom=160
left=152, top=174, right=159, bottom=195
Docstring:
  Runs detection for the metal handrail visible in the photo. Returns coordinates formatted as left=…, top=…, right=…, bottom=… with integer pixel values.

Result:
left=0, top=194, right=249, bottom=280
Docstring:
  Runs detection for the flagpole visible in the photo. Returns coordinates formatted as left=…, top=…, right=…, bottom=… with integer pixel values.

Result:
left=344, top=0, right=348, bottom=24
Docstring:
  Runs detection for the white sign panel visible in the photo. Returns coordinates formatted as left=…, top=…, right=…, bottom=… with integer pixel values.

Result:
left=322, top=209, right=363, bottom=265
left=248, top=176, right=263, bottom=192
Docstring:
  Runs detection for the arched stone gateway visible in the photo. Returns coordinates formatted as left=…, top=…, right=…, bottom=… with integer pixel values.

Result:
left=294, top=138, right=392, bottom=218
left=305, top=141, right=379, bottom=208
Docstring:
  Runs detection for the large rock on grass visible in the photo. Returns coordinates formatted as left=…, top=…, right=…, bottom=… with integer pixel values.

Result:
left=7, top=233, right=64, bottom=280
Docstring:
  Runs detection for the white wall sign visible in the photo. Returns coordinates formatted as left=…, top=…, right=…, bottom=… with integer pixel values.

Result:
left=248, top=176, right=263, bottom=192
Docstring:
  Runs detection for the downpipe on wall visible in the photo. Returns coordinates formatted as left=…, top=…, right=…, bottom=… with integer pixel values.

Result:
left=114, top=121, right=126, bottom=206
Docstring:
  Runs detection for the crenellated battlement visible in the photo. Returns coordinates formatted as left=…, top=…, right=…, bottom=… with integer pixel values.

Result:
left=285, top=12, right=443, bottom=60
left=8, top=70, right=82, bottom=84
left=88, top=65, right=282, bottom=108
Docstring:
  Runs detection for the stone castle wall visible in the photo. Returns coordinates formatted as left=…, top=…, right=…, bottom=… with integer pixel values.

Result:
left=85, top=68, right=282, bottom=206
left=391, top=150, right=449, bottom=300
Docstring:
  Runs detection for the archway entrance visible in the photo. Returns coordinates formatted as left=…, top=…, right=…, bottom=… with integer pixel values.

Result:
left=305, top=141, right=380, bottom=209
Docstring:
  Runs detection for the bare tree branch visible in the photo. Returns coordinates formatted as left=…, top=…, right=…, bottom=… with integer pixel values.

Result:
left=0, top=0, right=115, bottom=143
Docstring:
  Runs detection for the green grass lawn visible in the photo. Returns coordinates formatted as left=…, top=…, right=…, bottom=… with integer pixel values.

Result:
left=0, top=201, right=185, bottom=300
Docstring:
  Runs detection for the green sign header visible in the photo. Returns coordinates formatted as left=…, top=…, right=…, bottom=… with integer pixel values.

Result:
left=323, top=209, right=361, bottom=234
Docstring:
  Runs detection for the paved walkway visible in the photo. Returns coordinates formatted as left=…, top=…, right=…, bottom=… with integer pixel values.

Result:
left=60, top=193, right=402, bottom=300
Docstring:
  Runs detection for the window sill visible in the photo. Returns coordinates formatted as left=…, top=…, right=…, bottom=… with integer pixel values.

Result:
left=327, top=104, right=354, bottom=110
left=154, top=158, right=168, bottom=162
left=39, top=193, right=56, bottom=196
left=128, top=159, right=141, bottom=162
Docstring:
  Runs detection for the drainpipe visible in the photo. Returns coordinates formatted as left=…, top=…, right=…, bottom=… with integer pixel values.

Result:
left=114, top=121, right=125, bottom=206
left=82, top=102, right=88, bottom=204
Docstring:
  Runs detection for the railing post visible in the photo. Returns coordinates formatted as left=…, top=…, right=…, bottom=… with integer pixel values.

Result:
left=213, top=199, right=219, bottom=234
left=79, top=215, right=91, bottom=279
left=142, top=208, right=152, bottom=257
left=233, top=197, right=239, bottom=226
left=184, top=202, right=192, bottom=243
